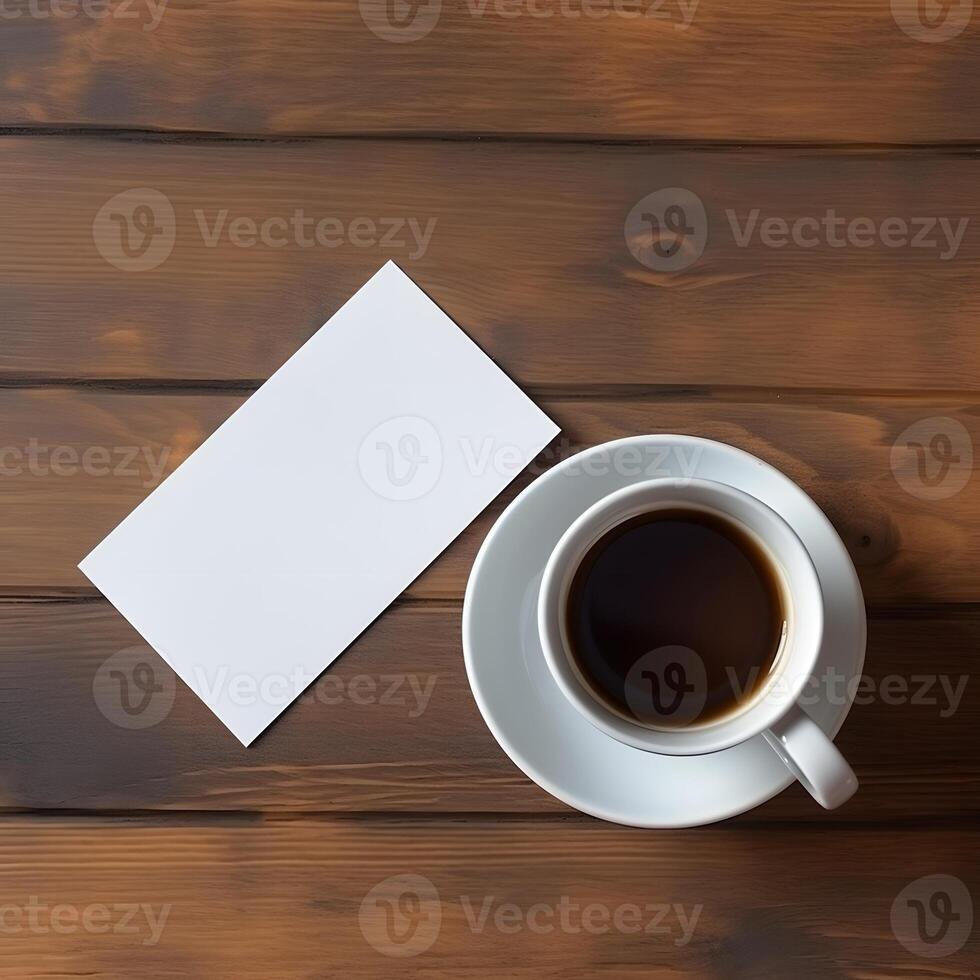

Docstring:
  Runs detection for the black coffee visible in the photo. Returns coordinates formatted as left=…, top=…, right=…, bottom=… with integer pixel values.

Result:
left=565, top=507, right=786, bottom=729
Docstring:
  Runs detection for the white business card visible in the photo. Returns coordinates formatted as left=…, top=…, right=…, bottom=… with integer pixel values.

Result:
left=80, top=262, right=559, bottom=744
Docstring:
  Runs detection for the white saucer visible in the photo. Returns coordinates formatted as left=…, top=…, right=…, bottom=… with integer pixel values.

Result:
left=462, top=435, right=866, bottom=828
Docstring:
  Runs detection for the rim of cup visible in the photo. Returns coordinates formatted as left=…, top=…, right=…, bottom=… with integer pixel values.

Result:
left=536, top=477, right=825, bottom=756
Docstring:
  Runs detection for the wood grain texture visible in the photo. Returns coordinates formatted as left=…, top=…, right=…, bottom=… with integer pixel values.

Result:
left=2, top=0, right=980, bottom=141
left=4, top=138, right=980, bottom=388
left=1, top=599, right=976, bottom=818
left=4, top=389, right=977, bottom=605
left=4, top=0, right=980, bottom=974
left=0, top=817, right=975, bottom=978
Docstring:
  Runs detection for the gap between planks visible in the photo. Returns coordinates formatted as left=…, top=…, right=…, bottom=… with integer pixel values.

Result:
left=5, top=126, right=980, bottom=153
left=0, top=809, right=977, bottom=831
left=5, top=381, right=980, bottom=404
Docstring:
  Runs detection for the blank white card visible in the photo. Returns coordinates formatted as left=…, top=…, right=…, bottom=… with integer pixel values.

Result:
left=80, top=262, right=559, bottom=744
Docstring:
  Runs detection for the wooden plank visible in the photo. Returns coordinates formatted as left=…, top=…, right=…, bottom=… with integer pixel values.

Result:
left=3, top=137, right=980, bottom=388
left=1, top=599, right=977, bottom=818
left=4, top=389, right=978, bottom=605
left=2, top=0, right=980, bottom=141
left=0, top=817, right=975, bottom=977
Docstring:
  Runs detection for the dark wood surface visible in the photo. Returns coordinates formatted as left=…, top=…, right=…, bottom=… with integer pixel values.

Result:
left=1, top=3, right=978, bottom=976
left=4, top=140, right=980, bottom=389
left=2, top=0, right=980, bottom=141
left=3, top=599, right=979, bottom=820
left=5, top=390, right=980, bottom=605
left=0, top=818, right=975, bottom=978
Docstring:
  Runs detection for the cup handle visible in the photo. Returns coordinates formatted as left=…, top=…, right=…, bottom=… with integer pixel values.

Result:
left=762, top=704, right=858, bottom=809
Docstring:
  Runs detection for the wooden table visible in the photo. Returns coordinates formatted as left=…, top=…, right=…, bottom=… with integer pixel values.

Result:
left=2, top=1, right=979, bottom=975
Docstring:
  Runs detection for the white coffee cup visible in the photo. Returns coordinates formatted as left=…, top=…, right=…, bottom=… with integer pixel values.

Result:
left=537, top=477, right=858, bottom=810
